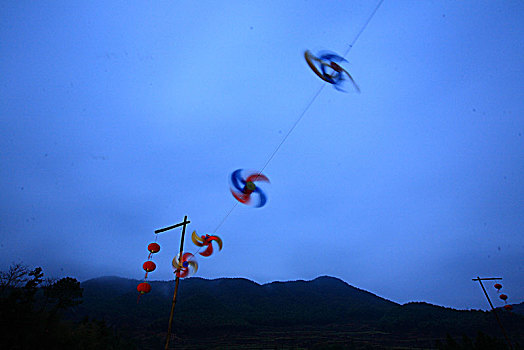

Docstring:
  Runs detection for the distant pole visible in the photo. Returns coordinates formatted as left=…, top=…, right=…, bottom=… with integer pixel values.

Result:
left=158, top=215, right=190, bottom=350
left=472, top=276, right=512, bottom=350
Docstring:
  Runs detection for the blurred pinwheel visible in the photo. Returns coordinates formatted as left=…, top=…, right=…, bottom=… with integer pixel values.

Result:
left=172, top=252, right=198, bottom=278
left=304, top=50, right=360, bottom=92
left=230, top=169, right=270, bottom=208
left=191, top=231, right=223, bottom=257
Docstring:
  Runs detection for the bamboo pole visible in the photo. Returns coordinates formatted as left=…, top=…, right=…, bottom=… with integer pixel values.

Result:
left=164, top=215, right=189, bottom=350
left=472, top=276, right=512, bottom=350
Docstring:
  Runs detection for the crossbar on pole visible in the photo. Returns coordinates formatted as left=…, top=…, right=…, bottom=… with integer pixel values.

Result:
left=155, top=219, right=191, bottom=234
left=473, top=276, right=512, bottom=349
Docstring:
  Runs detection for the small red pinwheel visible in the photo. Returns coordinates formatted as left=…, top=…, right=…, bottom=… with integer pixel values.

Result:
left=230, top=169, right=270, bottom=207
left=172, top=252, right=198, bottom=278
left=137, top=242, right=161, bottom=303
left=191, top=231, right=223, bottom=257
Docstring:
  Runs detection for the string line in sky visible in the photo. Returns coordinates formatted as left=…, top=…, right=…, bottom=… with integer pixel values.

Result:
left=211, top=1, right=385, bottom=234
left=147, top=0, right=384, bottom=280
left=212, top=85, right=324, bottom=234
left=343, top=0, right=385, bottom=58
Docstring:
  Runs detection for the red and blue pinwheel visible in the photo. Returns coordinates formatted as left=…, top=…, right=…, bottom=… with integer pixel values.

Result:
left=230, top=169, right=270, bottom=208
left=191, top=231, right=223, bottom=257
left=172, top=252, right=198, bottom=278
left=304, top=50, right=360, bottom=92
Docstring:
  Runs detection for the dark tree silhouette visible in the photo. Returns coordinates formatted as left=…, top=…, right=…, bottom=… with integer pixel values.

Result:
left=0, top=263, right=134, bottom=349
left=45, top=277, right=83, bottom=315
left=0, top=263, right=30, bottom=294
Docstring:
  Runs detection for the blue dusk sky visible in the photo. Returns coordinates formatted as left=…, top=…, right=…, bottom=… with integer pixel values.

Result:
left=1, top=1, right=523, bottom=311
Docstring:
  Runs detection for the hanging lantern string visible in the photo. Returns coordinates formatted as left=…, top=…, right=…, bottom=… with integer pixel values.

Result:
left=211, top=0, right=385, bottom=235
left=140, top=233, right=160, bottom=282
left=141, top=242, right=161, bottom=284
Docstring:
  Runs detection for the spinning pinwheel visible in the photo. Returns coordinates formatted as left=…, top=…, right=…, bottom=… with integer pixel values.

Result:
left=230, top=169, right=270, bottom=208
left=191, top=231, right=223, bottom=257
left=304, top=50, right=360, bottom=92
left=172, top=252, right=198, bottom=278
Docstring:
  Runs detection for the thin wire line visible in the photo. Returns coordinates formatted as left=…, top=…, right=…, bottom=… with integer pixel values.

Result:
left=343, top=0, right=384, bottom=58
left=258, top=84, right=326, bottom=175
left=160, top=0, right=387, bottom=279
left=213, top=201, right=239, bottom=233
left=211, top=0, right=384, bottom=235
left=213, top=85, right=326, bottom=234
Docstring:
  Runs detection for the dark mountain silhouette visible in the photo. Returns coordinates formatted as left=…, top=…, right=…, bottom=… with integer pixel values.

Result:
left=78, top=276, right=397, bottom=328
left=511, top=301, right=524, bottom=316
left=73, top=276, right=523, bottom=349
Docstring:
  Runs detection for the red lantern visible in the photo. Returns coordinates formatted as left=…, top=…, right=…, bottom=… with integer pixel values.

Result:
left=148, top=243, right=160, bottom=254
left=137, top=282, right=151, bottom=294
left=504, top=304, right=513, bottom=311
left=499, top=294, right=508, bottom=301
left=494, top=283, right=502, bottom=291
left=143, top=261, right=156, bottom=272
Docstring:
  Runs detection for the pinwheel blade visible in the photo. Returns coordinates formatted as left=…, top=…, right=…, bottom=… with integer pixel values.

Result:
left=176, top=268, right=188, bottom=278
left=246, top=173, right=270, bottom=183
left=188, top=260, right=198, bottom=274
left=209, top=236, right=223, bottom=251
left=231, top=189, right=252, bottom=204
left=318, top=52, right=347, bottom=63
left=200, top=243, right=214, bottom=257
left=254, top=187, right=267, bottom=208
left=230, top=169, right=246, bottom=192
left=343, top=71, right=360, bottom=93
left=192, top=231, right=204, bottom=247
left=305, top=50, right=332, bottom=83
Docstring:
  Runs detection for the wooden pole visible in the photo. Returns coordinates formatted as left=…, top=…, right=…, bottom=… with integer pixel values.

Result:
left=164, top=215, right=189, bottom=350
left=472, top=276, right=512, bottom=350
